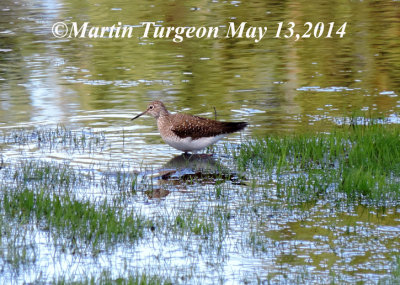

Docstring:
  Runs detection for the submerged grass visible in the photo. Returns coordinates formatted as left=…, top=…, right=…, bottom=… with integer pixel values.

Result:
left=12, top=160, right=86, bottom=191
left=1, top=124, right=399, bottom=283
left=0, top=217, right=37, bottom=272
left=1, top=186, right=148, bottom=255
left=0, top=125, right=108, bottom=154
left=232, top=123, right=400, bottom=204
left=1, top=159, right=150, bottom=256
left=379, top=256, right=400, bottom=285
left=55, top=270, right=172, bottom=285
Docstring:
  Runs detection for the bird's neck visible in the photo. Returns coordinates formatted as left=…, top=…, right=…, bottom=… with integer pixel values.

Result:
left=158, top=108, right=169, bottom=118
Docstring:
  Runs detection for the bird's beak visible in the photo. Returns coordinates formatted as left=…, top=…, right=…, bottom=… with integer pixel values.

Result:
left=131, top=110, right=147, bottom=121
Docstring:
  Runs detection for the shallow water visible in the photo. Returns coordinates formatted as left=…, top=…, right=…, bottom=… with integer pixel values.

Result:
left=0, top=0, right=400, bottom=283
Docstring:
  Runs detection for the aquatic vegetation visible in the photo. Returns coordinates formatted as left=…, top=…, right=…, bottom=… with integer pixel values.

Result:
left=1, top=186, right=149, bottom=255
left=232, top=123, right=400, bottom=204
left=0, top=125, right=108, bottom=154
left=52, top=270, right=172, bottom=284
left=0, top=125, right=399, bottom=284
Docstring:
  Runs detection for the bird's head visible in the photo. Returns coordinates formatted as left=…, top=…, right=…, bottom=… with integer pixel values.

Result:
left=131, top=101, right=168, bottom=121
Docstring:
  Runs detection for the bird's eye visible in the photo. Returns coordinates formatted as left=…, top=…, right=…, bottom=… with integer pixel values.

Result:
left=149, top=105, right=154, bottom=110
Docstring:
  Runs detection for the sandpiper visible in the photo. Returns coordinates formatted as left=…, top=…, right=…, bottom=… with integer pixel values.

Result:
left=131, top=101, right=247, bottom=153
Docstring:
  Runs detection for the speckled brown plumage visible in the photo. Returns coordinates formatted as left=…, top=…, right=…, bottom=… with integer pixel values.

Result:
left=167, top=113, right=247, bottom=139
left=131, top=100, right=247, bottom=152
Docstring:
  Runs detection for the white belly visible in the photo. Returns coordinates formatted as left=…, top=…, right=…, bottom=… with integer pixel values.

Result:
left=162, top=134, right=225, bottom=152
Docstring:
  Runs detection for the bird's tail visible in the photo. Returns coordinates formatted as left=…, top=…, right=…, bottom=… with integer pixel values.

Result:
left=223, top=121, right=248, bottom=133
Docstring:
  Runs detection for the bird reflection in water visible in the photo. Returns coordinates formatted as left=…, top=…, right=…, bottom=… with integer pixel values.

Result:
left=145, top=153, right=244, bottom=199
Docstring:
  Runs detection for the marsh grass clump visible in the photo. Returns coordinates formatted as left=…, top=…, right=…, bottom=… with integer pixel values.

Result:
left=1, top=126, right=107, bottom=154
left=0, top=218, right=37, bottom=272
left=100, top=168, right=139, bottom=194
left=54, top=270, right=173, bottom=285
left=172, top=202, right=231, bottom=248
left=232, top=123, right=400, bottom=204
left=11, top=160, right=87, bottom=191
left=1, top=186, right=149, bottom=255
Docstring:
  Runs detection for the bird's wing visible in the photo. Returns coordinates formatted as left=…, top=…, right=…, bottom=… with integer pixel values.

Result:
left=171, top=114, right=247, bottom=140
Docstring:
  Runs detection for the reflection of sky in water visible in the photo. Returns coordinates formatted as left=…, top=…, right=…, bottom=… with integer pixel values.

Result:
left=28, top=73, right=63, bottom=123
